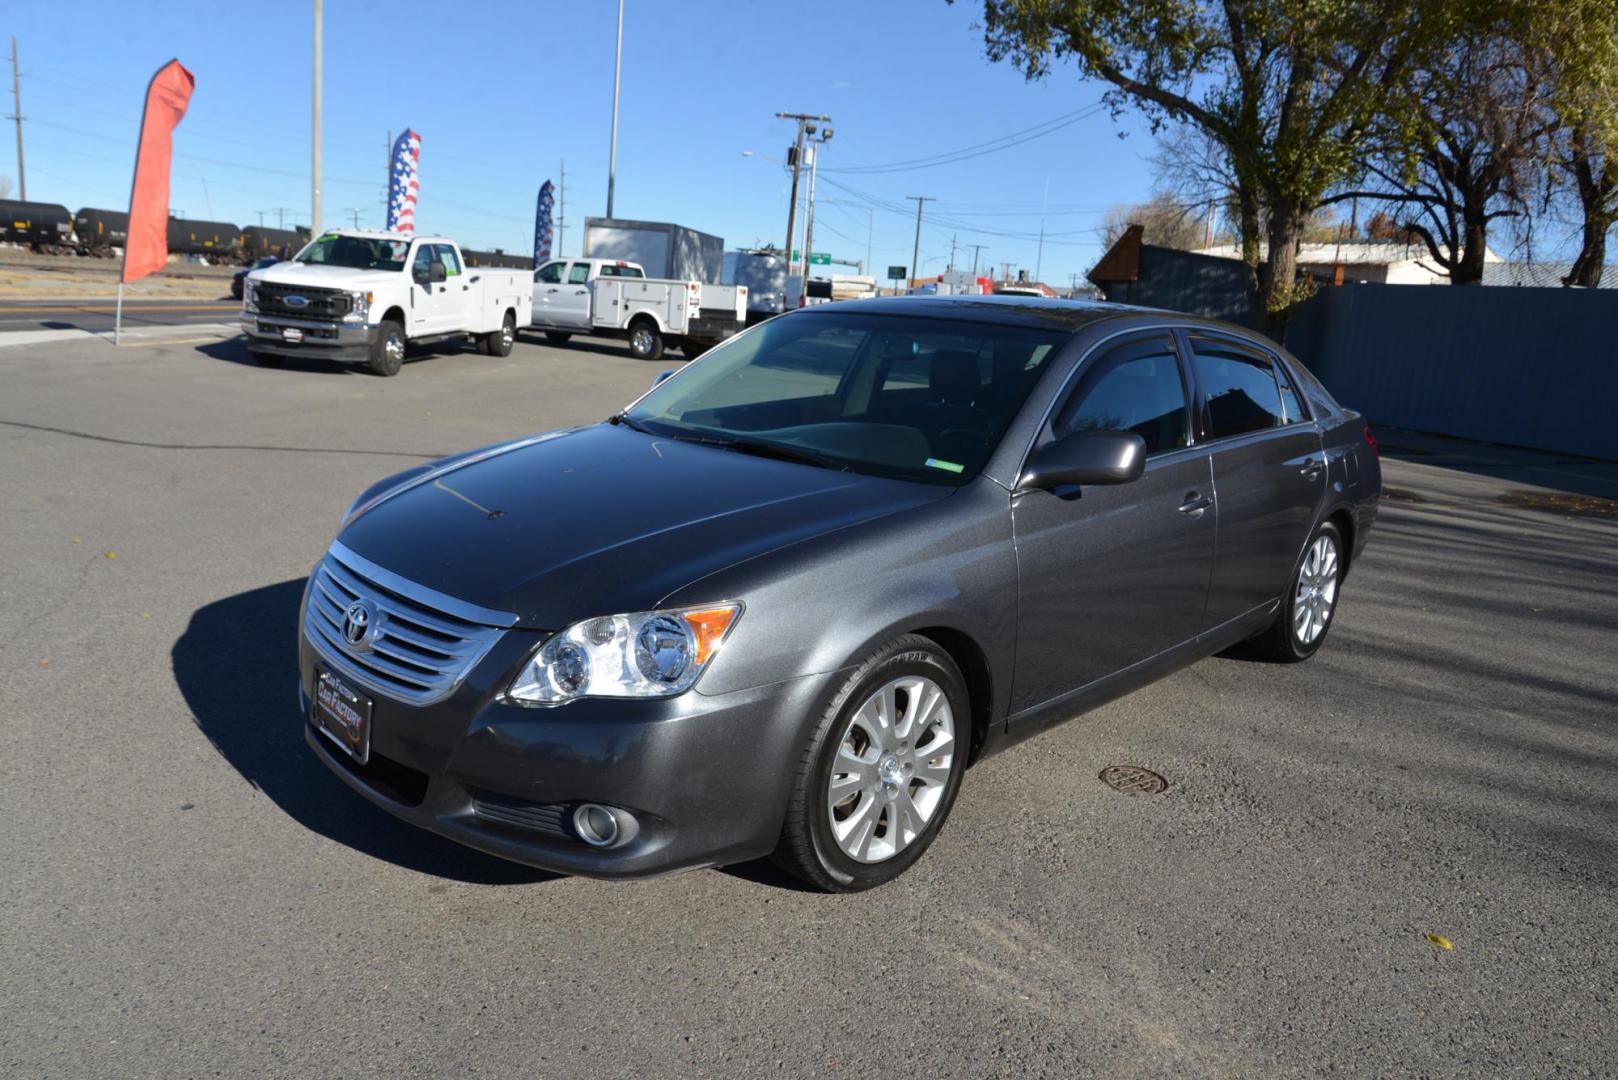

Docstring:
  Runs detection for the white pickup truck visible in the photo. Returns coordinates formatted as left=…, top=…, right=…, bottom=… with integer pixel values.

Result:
left=529, top=257, right=747, bottom=360
left=241, top=230, right=533, bottom=376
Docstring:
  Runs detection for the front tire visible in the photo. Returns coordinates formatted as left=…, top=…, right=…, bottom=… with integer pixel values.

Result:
left=368, top=319, right=405, bottom=377
left=628, top=321, right=664, bottom=361
left=772, top=635, right=970, bottom=892
left=1250, top=521, right=1344, bottom=662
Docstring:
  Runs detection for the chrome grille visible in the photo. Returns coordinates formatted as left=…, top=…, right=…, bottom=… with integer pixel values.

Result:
left=302, top=543, right=514, bottom=705
left=257, top=283, right=351, bottom=319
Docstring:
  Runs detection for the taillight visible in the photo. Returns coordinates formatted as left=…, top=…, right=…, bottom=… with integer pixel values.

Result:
left=1364, top=427, right=1379, bottom=456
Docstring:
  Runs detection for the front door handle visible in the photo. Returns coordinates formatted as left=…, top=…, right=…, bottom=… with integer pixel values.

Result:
left=1179, top=492, right=1212, bottom=517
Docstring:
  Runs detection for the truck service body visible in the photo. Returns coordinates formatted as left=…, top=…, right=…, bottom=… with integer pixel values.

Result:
left=529, top=257, right=747, bottom=361
left=242, top=230, right=532, bottom=376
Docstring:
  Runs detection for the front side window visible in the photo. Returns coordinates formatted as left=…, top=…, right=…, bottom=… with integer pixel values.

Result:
left=626, top=312, right=1067, bottom=485
left=568, top=263, right=592, bottom=285
left=1055, top=338, right=1190, bottom=455
left=535, top=261, right=565, bottom=284
left=1191, top=338, right=1287, bottom=440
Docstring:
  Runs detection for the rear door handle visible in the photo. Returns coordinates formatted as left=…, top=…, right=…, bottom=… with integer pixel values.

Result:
left=1300, top=458, right=1325, bottom=479
left=1179, top=492, right=1212, bottom=517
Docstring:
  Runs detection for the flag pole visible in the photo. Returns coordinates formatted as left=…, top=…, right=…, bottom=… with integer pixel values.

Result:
left=115, top=282, right=123, bottom=345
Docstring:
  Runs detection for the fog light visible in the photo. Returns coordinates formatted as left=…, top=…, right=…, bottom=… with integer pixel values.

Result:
left=573, top=803, right=621, bottom=848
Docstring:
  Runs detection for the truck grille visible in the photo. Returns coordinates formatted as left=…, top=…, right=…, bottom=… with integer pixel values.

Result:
left=256, top=283, right=351, bottom=319
left=303, top=546, right=509, bottom=706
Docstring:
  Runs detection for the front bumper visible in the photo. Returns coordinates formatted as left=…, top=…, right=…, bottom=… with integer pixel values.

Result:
left=242, top=314, right=377, bottom=362
left=299, top=625, right=836, bottom=879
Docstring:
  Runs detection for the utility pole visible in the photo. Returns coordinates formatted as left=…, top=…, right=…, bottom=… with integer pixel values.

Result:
left=557, top=159, right=567, bottom=257
left=1034, top=178, right=1049, bottom=284
left=800, top=127, right=833, bottom=298
left=271, top=207, right=291, bottom=229
left=776, top=112, right=830, bottom=281
left=906, top=195, right=933, bottom=288
left=7, top=37, right=24, bottom=200
left=606, top=0, right=623, bottom=218
left=346, top=207, right=362, bottom=228
left=949, top=234, right=957, bottom=272
left=311, top=0, right=323, bottom=232
left=968, top=243, right=987, bottom=277
left=383, top=129, right=391, bottom=222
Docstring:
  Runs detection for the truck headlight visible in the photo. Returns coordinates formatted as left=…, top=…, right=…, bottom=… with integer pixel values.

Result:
left=243, top=280, right=257, bottom=312
left=505, top=604, right=741, bottom=705
left=344, top=290, right=372, bottom=323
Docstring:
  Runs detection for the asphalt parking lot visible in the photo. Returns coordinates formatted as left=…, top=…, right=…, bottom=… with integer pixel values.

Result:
left=2, top=329, right=1615, bottom=1078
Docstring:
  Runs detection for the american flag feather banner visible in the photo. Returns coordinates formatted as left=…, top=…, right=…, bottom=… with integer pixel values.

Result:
left=387, top=129, right=422, bottom=231
left=534, top=181, right=556, bottom=265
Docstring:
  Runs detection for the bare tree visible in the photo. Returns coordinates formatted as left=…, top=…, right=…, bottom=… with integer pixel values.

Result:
left=1099, top=193, right=1208, bottom=250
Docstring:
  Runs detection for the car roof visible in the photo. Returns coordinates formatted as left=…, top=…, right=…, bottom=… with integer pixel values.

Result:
left=789, top=294, right=1276, bottom=346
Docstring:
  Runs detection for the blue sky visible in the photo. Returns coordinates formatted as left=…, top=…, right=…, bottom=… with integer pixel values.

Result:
left=6, top=0, right=1161, bottom=284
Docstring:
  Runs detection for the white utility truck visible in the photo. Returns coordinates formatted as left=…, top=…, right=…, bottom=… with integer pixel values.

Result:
left=529, top=257, right=747, bottom=360
left=241, top=230, right=532, bottom=376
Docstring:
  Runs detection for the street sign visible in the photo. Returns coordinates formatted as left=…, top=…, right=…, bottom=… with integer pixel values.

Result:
left=809, top=252, right=831, bottom=265
left=887, top=265, right=906, bottom=279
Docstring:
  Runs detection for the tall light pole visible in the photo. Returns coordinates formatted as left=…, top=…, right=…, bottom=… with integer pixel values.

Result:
left=311, top=0, right=323, bottom=232
left=801, top=127, right=833, bottom=300
left=606, top=0, right=623, bottom=218
left=7, top=37, right=24, bottom=200
left=906, top=195, right=933, bottom=288
left=776, top=112, right=830, bottom=279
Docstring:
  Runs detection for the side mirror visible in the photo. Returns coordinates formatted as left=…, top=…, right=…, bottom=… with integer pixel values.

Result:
left=1019, top=430, right=1147, bottom=490
left=429, top=261, right=448, bottom=284
left=652, top=369, right=676, bottom=387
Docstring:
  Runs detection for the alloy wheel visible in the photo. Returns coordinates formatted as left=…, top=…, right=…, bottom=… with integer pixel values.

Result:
left=825, top=676, right=956, bottom=863
left=1294, top=534, right=1340, bottom=645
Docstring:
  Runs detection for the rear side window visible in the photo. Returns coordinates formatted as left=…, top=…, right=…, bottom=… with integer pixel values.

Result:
left=598, top=263, right=642, bottom=278
left=568, top=263, right=591, bottom=285
left=1190, top=338, right=1286, bottom=439
left=433, top=244, right=462, bottom=276
left=1055, top=338, right=1190, bottom=455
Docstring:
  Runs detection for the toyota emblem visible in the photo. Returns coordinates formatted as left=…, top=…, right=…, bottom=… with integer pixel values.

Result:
left=341, top=600, right=375, bottom=650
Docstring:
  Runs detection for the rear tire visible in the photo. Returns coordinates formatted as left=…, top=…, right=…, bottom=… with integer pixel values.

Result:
left=628, top=320, right=664, bottom=361
left=482, top=312, right=515, bottom=357
left=544, top=331, right=572, bottom=345
left=1248, top=521, right=1344, bottom=662
left=368, top=319, right=405, bottom=377
left=771, top=634, right=970, bottom=892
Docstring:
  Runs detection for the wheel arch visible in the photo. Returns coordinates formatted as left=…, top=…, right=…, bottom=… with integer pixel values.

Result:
left=379, top=305, right=406, bottom=329
left=909, top=624, right=995, bottom=765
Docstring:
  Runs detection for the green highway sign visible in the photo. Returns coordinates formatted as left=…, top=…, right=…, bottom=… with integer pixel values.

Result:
left=887, top=265, right=907, bottom=279
left=791, top=251, right=833, bottom=264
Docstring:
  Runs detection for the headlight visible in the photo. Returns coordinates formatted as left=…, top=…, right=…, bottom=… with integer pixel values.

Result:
left=505, top=604, right=742, bottom=705
left=344, top=290, right=372, bottom=323
left=243, top=280, right=257, bottom=311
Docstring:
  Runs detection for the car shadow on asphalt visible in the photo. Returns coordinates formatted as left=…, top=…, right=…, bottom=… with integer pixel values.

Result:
left=192, top=336, right=476, bottom=375
left=172, top=578, right=558, bottom=886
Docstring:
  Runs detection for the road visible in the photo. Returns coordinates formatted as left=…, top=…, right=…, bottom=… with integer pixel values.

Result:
left=0, top=298, right=240, bottom=334
left=1, top=330, right=1614, bottom=1078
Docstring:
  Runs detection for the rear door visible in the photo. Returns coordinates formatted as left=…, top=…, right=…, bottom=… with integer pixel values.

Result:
left=433, top=244, right=470, bottom=331
left=1185, top=332, right=1326, bottom=630
left=1010, top=332, right=1216, bottom=712
left=549, top=261, right=595, bottom=330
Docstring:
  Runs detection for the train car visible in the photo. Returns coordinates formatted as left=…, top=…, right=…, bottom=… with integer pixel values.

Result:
left=240, top=226, right=304, bottom=262
left=73, top=207, right=130, bottom=257
left=0, top=199, right=75, bottom=253
left=165, top=217, right=242, bottom=258
left=462, top=248, right=532, bottom=270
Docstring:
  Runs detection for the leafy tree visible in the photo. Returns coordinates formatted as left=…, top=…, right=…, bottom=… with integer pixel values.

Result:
left=971, top=0, right=1476, bottom=329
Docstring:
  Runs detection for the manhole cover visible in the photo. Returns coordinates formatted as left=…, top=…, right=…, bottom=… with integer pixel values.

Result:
left=1099, top=765, right=1168, bottom=794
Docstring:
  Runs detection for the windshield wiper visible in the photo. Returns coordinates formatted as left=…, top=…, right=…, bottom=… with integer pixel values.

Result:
left=697, top=434, right=851, bottom=472
left=607, top=412, right=655, bottom=434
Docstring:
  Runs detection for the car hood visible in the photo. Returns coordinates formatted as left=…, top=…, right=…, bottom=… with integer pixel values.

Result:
left=335, top=423, right=952, bottom=628
left=251, top=262, right=400, bottom=290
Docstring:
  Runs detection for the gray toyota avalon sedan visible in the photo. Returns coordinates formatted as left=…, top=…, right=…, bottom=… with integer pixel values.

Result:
left=299, top=296, right=1380, bottom=891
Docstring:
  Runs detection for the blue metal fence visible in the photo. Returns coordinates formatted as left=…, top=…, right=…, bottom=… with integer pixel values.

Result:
left=1284, top=284, right=1618, bottom=461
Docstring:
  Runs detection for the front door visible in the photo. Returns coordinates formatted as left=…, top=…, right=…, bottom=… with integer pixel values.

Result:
left=408, top=243, right=455, bottom=335
left=548, top=261, right=594, bottom=330
left=532, top=260, right=566, bottom=325
left=1010, top=334, right=1216, bottom=713
left=1184, top=332, right=1326, bottom=629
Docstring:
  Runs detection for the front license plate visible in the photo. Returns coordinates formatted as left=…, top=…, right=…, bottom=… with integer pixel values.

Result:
left=313, top=670, right=372, bottom=764
left=281, top=327, right=303, bottom=343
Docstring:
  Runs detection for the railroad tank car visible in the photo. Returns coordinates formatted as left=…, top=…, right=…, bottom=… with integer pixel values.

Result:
left=0, top=199, right=75, bottom=253
left=73, top=207, right=130, bottom=257
left=462, top=248, right=532, bottom=270
left=240, top=226, right=304, bottom=261
left=165, top=217, right=242, bottom=258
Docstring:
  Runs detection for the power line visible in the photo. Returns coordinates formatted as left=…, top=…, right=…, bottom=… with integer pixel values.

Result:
left=823, top=101, right=1106, bottom=175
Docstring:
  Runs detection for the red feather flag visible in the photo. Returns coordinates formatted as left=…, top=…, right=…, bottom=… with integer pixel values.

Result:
left=121, top=60, right=195, bottom=285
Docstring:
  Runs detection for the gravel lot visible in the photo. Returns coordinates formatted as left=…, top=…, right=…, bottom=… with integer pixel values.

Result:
left=2, top=330, right=1614, bottom=1078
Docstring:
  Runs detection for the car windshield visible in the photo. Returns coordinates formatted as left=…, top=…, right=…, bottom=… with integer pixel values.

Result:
left=626, top=311, right=1067, bottom=485
left=294, top=234, right=409, bottom=271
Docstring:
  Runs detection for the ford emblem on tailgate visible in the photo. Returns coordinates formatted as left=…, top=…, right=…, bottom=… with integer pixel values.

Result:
left=284, top=294, right=311, bottom=308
